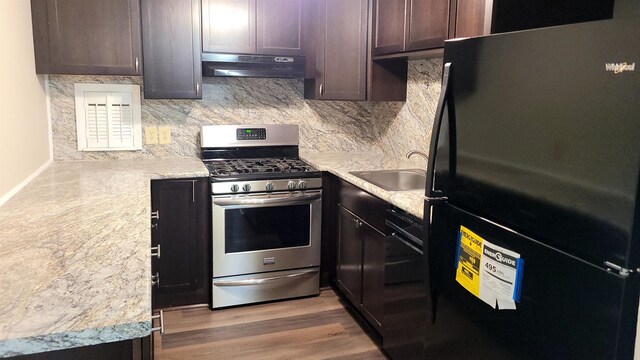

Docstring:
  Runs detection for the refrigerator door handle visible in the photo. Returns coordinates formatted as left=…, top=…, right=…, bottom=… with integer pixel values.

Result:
left=425, top=62, right=454, bottom=197
left=423, top=62, right=455, bottom=324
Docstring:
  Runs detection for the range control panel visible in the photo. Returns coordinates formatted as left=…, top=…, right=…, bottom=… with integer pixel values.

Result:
left=236, top=128, right=266, bottom=140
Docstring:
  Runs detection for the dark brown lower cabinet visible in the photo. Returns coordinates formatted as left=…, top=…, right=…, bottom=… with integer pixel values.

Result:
left=337, top=205, right=364, bottom=305
left=334, top=178, right=389, bottom=334
left=360, top=219, right=385, bottom=330
left=151, top=178, right=210, bottom=310
left=12, top=337, right=151, bottom=360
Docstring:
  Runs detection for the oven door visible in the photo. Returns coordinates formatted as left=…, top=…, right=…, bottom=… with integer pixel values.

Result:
left=212, top=190, right=322, bottom=277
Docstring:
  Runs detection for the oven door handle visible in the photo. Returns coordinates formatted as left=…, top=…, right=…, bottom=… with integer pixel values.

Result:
left=213, top=192, right=321, bottom=207
left=213, top=269, right=319, bottom=287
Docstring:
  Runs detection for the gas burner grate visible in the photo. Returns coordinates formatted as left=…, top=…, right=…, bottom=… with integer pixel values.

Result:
left=204, top=158, right=316, bottom=177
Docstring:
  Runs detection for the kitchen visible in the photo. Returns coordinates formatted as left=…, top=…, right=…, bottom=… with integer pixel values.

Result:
left=0, top=0, right=638, bottom=359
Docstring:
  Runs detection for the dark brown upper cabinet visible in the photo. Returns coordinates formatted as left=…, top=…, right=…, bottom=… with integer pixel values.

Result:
left=202, top=0, right=256, bottom=53
left=202, top=0, right=304, bottom=55
left=372, top=0, right=449, bottom=56
left=405, top=0, right=450, bottom=51
left=372, top=0, right=406, bottom=55
left=256, top=0, right=304, bottom=55
left=305, top=0, right=406, bottom=102
left=307, top=0, right=369, bottom=100
left=449, top=0, right=616, bottom=40
left=31, top=0, right=142, bottom=75
left=141, top=0, right=202, bottom=99
left=449, top=0, right=491, bottom=39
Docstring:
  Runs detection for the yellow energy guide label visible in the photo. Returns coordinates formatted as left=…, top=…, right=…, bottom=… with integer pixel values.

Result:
left=455, top=226, right=483, bottom=297
left=455, top=225, right=525, bottom=310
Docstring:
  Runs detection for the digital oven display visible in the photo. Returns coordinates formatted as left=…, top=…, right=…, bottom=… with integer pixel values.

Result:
left=236, top=128, right=266, bottom=140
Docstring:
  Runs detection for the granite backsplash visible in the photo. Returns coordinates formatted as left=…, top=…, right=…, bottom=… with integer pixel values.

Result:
left=49, top=59, right=442, bottom=165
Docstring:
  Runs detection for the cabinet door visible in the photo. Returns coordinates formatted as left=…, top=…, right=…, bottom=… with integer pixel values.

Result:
left=336, top=205, right=363, bottom=307
left=142, top=0, right=202, bottom=99
left=406, top=0, right=450, bottom=51
left=450, top=0, right=491, bottom=39
left=372, top=0, right=407, bottom=55
left=202, top=0, right=256, bottom=53
left=43, top=0, right=142, bottom=75
left=360, top=220, right=385, bottom=332
left=151, top=179, right=209, bottom=310
left=256, top=0, right=304, bottom=55
left=322, top=0, right=368, bottom=100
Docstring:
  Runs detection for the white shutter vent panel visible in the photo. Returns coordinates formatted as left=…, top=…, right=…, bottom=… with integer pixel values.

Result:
left=74, top=84, right=142, bottom=151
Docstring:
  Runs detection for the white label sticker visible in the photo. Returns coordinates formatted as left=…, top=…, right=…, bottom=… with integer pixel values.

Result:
left=456, top=226, right=524, bottom=310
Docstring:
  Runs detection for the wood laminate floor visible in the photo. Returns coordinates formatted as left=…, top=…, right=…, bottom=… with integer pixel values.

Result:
left=153, top=288, right=387, bottom=360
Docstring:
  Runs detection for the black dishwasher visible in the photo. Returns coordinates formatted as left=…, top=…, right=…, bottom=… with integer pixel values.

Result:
left=383, top=208, right=427, bottom=360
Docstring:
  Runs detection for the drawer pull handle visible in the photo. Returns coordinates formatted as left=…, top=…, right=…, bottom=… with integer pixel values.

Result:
left=151, top=310, right=165, bottom=335
left=151, top=245, right=161, bottom=259
left=151, top=272, right=160, bottom=288
left=213, top=269, right=318, bottom=287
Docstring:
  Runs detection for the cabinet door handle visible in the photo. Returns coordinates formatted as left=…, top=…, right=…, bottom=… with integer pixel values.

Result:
left=196, top=82, right=200, bottom=95
left=151, top=272, right=160, bottom=288
left=151, top=211, right=160, bottom=220
left=151, top=310, right=165, bottom=335
left=319, top=83, right=324, bottom=97
left=151, top=244, right=161, bottom=259
left=135, top=57, right=139, bottom=73
left=192, top=180, right=197, bottom=203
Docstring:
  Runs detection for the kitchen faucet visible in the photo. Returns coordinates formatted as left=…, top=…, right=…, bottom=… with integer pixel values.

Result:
left=406, top=150, right=428, bottom=162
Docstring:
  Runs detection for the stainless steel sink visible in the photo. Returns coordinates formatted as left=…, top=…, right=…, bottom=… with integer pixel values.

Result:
left=349, top=169, right=426, bottom=192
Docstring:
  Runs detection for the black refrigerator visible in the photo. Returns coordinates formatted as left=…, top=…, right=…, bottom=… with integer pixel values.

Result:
left=423, top=18, right=640, bottom=360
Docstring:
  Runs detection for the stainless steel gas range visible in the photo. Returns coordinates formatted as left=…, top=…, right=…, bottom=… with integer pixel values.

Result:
left=201, top=124, right=321, bottom=309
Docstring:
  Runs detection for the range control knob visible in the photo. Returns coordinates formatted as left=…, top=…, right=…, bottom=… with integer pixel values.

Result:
left=242, top=183, right=251, bottom=192
left=230, top=184, right=239, bottom=193
left=265, top=182, right=275, bottom=191
left=287, top=181, right=297, bottom=190
left=298, top=180, right=308, bottom=190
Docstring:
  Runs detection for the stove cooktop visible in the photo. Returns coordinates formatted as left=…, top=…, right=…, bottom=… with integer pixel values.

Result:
left=204, top=157, right=320, bottom=180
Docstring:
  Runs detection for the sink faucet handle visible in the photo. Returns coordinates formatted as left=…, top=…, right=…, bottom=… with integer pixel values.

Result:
left=406, top=150, right=428, bottom=162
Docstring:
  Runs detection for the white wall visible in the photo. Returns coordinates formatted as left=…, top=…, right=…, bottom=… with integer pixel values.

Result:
left=0, top=0, right=51, bottom=204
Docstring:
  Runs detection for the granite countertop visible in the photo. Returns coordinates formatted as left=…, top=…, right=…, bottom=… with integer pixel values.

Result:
left=0, top=158, right=208, bottom=358
left=301, top=152, right=426, bottom=219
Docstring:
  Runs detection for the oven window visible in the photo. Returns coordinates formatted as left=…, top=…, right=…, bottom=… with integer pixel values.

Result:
left=225, top=204, right=311, bottom=253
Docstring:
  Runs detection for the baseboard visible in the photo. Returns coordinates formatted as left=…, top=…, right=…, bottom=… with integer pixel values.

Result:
left=0, top=160, right=52, bottom=207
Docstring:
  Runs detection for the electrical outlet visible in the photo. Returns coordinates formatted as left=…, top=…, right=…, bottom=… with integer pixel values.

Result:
left=145, top=126, right=158, bottom=145
left=158, top=126, right=172, bottom=144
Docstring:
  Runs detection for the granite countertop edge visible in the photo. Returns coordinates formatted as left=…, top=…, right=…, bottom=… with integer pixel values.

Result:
left=0, top=321, right=150, bottom=358
left=0, top=158, right=209, bottom=358
left=0, top=154, right=422, bottom=357
left=300, top=151, right=426, bottom=219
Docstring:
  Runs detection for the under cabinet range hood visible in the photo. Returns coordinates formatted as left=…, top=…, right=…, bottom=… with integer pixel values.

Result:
left=202, top=53, right=306, bottom=78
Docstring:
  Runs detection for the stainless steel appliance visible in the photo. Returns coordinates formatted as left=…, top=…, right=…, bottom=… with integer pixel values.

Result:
left=201, top=124, right=322, bottom=309
left=201, top=53, right=305, bottom=78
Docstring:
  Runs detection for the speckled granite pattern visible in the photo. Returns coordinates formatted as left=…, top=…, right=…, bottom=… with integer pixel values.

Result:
left=49, top=76, right=378, bottom=160
left=0, top=159, right=208, bottom=357
left=372, top=59, right=442, bottom=169
left=301, top=152, right=425, bottom=219
left=48, top=59, right=442, bottom=166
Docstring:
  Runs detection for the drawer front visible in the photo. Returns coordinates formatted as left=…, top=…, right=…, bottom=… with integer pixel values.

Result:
left=337, top=179, right=389, bottom=232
